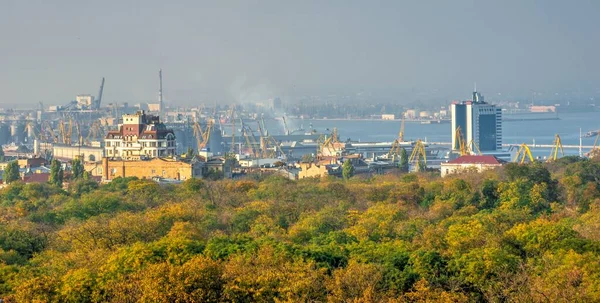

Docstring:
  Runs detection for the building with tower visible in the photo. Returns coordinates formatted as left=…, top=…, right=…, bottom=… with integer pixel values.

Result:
left=104, top=111, right=176, bottom=160
left=451, top=88, right=502, bottom=152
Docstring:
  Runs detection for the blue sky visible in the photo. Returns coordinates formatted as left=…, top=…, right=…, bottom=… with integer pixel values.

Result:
left=1, top=0, right=599, bottom=106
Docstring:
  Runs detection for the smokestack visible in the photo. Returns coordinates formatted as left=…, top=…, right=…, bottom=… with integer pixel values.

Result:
left=158, top=69, right=163, bottom=113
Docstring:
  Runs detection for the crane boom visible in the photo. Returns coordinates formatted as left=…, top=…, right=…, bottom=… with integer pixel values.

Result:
left=548, top=134, right=564, bottom=162
left=282, top=116, right=290, bottom=135
left=409, top=140, right=427, bottom=171
left=399, top=114, right=405, bottom=142
left=514, top=143, right=535, bottom=164
left=95, top=77, right=105, bottom=110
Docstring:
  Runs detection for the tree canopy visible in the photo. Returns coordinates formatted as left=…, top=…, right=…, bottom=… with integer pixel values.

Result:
left=3, top=161, right=20, bottom=184
left=49, top=159, right=63, bottom=187
left=0, top=158, right=599, bottom=302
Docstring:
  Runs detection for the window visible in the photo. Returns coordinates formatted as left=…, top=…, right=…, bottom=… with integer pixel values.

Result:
left=152, top=169, right=156, bottom=174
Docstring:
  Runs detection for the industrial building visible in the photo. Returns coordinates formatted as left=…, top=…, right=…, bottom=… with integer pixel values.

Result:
left=451, top=89, right=502, bottom=152
left=53, top=144, right=104, bottom=162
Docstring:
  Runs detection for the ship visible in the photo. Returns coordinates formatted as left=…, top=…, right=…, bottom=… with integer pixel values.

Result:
left=584, top=130, right=600, bottom=138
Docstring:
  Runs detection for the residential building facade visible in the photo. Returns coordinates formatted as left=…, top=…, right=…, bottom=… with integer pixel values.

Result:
left=105, top=111, right=176, bottom=160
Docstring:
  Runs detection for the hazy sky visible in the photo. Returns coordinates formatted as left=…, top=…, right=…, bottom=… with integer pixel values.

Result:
left=1, top=0, right=599, bottom=106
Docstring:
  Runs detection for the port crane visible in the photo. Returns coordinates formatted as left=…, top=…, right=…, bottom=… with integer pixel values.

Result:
left=24, top=121, right=40, bottom=142
left=193, top=121, right=213, bottom=153
left=547, top=134, right=564, bottom=162
left=241, top=125, right=260, bottom=158
left=386, top=114, right=406, bottom=160
left=85, top=120, right=104, bottom=145
left=454, top=126, right=482, bottom=156
left=318, top=128, right=342, bottom=158
left=409, top=139, right=427, bottom=171
left=514, top=143, right=535, bottom=164
left=454, top=126, right=466, bottom=155
left=282, top=116, right=290, bottom=135
left=58, top=119, right=74, bottom=145
left=40, top=121, right=57, bottom=143
left=586, top=133, right=600, bottom=159
left=94, top=77, right=105, bottom=110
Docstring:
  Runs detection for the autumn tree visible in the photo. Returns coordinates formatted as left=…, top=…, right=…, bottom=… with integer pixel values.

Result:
left=3, top=160, right=20, bottom=184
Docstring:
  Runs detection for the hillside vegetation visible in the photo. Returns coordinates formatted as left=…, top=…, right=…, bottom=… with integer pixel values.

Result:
left=1, top=157, right=600, bottom=302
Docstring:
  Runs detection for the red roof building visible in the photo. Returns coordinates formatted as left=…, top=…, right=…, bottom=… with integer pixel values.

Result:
left=22, top=173, right=50, bottom=184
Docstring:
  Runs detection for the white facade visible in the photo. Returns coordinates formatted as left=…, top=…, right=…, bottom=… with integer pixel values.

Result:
left=105, top=112, right=176, bottom=160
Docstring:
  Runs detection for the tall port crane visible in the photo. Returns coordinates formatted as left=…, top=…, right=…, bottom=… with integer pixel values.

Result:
left=40, top=121, right=57, bottom=143
left=514, top=143, right=535, bottom=164
left=386, top=114, right=406, bottom=160
left=318, top=128, right=341, bottom=158
left=282, top=116, right=290, bottom=136
left=74, top=121, right=82, bottom=146
left=586, top=133, right=600, bottom=159
left=454, top=126, right=481, bottom=156
left=547, top=134, right=564, bottom=162
left=94, top=77, right=105, bottom=110
left=241, top=125, right=260, bottom=158
left=409, top=140, right=427, bottom=171
left=454, top=126, right=466, bottom=155
left=193, top=121, right=213, bottom=152
left=85, top=121, right=103, bottom=145
left=24, top=121, right=39, bottom=141
left=58, top=119, right=74, bottom=145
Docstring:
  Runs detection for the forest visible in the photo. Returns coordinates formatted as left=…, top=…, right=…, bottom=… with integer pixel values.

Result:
left=0, top=156, right=600, bottom=302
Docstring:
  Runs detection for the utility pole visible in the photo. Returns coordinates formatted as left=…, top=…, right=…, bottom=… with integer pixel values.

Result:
left=580, top=128, right=583, bottom=157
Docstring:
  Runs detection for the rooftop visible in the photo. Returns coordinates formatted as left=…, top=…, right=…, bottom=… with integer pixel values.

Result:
left=447, top=155, right=505, bottom=165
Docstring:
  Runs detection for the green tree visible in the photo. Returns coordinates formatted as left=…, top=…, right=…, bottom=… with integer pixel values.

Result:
left=3, top=160, right=20, bottom=184
left=185, top=147, right=195, bottom=159
left=417, top=158, right=427, bottom=172
left=399, top=147, right=409, bottom=172
left=71, top=158, right=84, bottom=180
left=342, top=160, right=355, bottom=180
left=49, top=159, right=64, bottom=187
left=480, top=179, right=499, bottom=209
left=302, top=154, right=315, bottom=163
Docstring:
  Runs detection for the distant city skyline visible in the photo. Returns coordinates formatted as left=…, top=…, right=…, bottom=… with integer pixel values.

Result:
left=1, top=0, right=600, bottom=107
